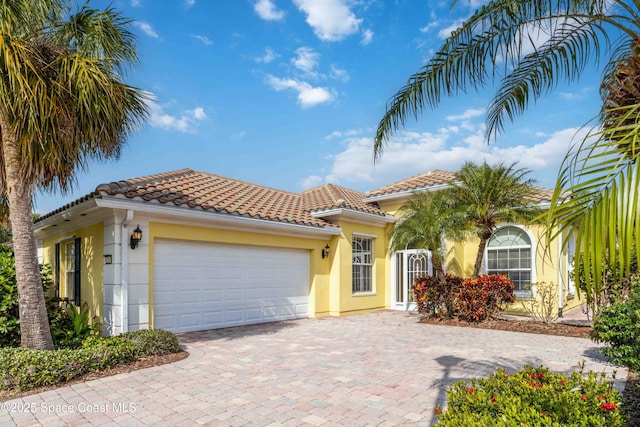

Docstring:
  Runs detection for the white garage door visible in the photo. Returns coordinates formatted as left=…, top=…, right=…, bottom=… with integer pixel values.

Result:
left=153, top=239, right=310, bottom=333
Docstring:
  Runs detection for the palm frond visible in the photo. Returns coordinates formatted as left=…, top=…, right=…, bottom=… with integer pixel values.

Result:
left=374, top=0, right=611, bottom=157
left=544, top=103, right=640, bottom=301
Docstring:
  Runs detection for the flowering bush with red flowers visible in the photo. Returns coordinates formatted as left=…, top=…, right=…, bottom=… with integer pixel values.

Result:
left=434, top=365, right=624, bottom=426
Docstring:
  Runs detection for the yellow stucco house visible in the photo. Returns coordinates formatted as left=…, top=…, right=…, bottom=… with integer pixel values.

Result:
left=34, top=168, right=581, bottom=335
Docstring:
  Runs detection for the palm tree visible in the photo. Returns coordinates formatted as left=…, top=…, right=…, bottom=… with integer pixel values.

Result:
left=449, top=162, right=541, bottom=277
left=389, top=191, right=468, bottom=277
left=373, top=0, right=640, bottom=301
left=0, top=1, right=147, bottom=349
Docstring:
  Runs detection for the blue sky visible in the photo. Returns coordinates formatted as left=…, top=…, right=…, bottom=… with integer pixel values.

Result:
left=35, top=0, right=604, bottom=214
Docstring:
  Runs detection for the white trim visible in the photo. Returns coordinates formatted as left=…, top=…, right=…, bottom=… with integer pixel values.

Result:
left=95, top=197, right=341, bottom=238
left=352, top=232, right=379, bottom=239
left=35, top=199, right=99, bottom=229
left=483, top=223, right=537, bottom=288
left=311, top=207, right=395, bottom=226
left=352, top=235, right=374, bottom=294
left=557, top=232, right=564, bottom=311
left=120, top=209, right=134, bottom=333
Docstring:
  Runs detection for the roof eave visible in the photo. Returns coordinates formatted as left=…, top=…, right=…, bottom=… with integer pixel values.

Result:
left=96, top=196, right=342, bottom=238
left=311, top=208, right=395, bottom=226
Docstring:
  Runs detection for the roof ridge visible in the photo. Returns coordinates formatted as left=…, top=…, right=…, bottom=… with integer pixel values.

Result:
left=95, top=168, right=197, bottom=193
left=196, top=170, right=302, bottom=197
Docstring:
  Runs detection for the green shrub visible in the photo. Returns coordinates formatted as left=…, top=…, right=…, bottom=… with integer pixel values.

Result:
left=122, top=329, right=181, bottom=356
left=413, top=275, right=464, bottom=318
left=591, top=275, right=640, bottom=371
left=0, top=329, right=182, bottom=391
left=435, top=365, right=624, bottom=426
left=50, top=302, right=102, bottom=349
left=0, top=246, right=19, bottom=347
left=0, top=248, right=69, bottom=347
left=455, top=274, right=515, bottom=323
left=0, top=336, right=137, bottom=390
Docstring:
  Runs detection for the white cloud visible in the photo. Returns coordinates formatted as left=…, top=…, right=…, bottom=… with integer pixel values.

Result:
left=133, top=21, right=159, bottom=39
left=330, top=65, right=349, bottom=82
left=446, top=108, right=485, bottom=121
left=192, top=107, right=207, bottom=120
left=325, top=128, right=364, bottom=140
left=292, top=47, right=320, bottom=75
left=185, top=0, right=196, bottom=7
left=266, top=75, right=335, bottom=108
left=420, top=22, right=439, bottom=33
left=231, top=131, right=246, bottom=139
left=293, top=0, right=362, bottom=41
left=438, top=19, right=464, bottom=39
left=254, top=47, right=279, bottom=63
left=254, top=0, right=285, bottom=21
left=306, top=124, right=588, bottom=190
left=299, top=175, right=324, bottom=189
left=361, top=28, right=374, bottom=45
left=131, top=0, right=141, bottom=7
left=192, top=34, right=213, bottom=45
left=146, top=96, right=207, bottom=132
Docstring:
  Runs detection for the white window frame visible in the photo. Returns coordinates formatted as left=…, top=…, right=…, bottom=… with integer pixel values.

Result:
left=483, top=224, right=536, bottom=297
left=64, top=240, right=77, bottom=304
left=352, top=235, right=374, bottom=294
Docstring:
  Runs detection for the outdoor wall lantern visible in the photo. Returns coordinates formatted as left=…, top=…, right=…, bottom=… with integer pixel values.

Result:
left=104, top=254, right=113, bottom=265
left=130, top=225, right=142, bottom=249
left=321, top=244, right=330, bottom=259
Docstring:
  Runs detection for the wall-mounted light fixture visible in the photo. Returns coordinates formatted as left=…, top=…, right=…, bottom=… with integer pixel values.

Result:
left=104, top=254, right=113, bottom=265
left=130, top=225, right=142, bottom=249
left=321, top=244, right=330, bottom=259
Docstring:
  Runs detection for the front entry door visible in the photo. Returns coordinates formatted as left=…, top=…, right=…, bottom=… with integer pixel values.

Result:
left=393, top=250, right=432, bottom=310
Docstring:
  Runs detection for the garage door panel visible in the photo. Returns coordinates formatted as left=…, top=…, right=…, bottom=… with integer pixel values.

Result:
left=154, top=240, right=310, bottom=333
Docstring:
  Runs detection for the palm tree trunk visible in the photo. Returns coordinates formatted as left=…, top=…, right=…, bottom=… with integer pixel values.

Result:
left=473, top=231, right=492, bottom=277
left=432, top=253, right=445, bottom=278
left=1, top=124, right=54, bottom=350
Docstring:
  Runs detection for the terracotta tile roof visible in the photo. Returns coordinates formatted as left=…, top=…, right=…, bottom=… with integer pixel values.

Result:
left=527, top=186, right=555, bottom=204
left=38, top=169, right=387, bottom=227
left=301, top=184, right=387, bottom=216
left=366, top=170, right=455, bottom=198
left=35, top=169, right=557, bottom=226
left=92, top=168, right=335, bottom=227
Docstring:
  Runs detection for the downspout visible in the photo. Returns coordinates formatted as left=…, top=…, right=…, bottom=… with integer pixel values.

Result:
left=557, top=232, right=564, bottom=318
left=121, top=209, right=134, bottom=333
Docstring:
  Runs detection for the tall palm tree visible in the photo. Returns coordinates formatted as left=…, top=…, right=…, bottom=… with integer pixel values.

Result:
left=0, top=1, right=147, bottom=349
left=389, top=191, right=468, bottom=277
left=373, top=0, right=640, bottom=300
left=449, top=162, right=541, bottom=277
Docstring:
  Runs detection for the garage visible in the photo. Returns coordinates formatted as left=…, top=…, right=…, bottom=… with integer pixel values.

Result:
left=153, top=239, right=310, bottom=333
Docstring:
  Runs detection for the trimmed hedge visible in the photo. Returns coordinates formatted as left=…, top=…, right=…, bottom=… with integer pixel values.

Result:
left=0, top=329, right=181, bottom=391
left=435, top=365, right=624, bottom=426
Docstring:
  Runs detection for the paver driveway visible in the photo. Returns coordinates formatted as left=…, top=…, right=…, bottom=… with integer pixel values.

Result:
left=1, top=310, right=625, bottom=426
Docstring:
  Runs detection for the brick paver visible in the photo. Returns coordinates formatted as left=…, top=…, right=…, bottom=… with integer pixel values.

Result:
left=0, top=310, right=625, bottom=426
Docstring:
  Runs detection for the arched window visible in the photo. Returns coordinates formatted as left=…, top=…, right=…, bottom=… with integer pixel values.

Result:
left=486, top=226, right=533, bottom=294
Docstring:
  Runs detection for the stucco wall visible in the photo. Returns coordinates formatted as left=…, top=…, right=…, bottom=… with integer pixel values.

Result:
left=42, top=222, right=104, bottom=324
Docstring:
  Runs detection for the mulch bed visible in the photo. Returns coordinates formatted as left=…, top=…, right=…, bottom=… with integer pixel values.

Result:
left=418, top=316, right=593, bottom=338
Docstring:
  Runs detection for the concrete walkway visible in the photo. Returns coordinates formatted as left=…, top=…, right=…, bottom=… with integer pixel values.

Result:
left=0, top=311, right=625, bottom=426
